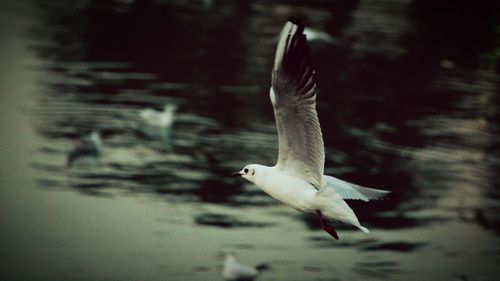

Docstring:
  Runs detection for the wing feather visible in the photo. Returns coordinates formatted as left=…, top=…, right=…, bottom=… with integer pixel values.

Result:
left=324, top=175, right=391, bottom=201
left=271, top=18, right=325, bottom=188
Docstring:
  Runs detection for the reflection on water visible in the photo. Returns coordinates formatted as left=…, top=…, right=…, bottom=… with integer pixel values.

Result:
left=1, top=0, right=500, bottom=280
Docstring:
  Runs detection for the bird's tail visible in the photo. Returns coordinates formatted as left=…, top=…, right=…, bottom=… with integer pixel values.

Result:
left=357, top=225, right=370, bottom=233
left=314, top=187, right=370, bottom=234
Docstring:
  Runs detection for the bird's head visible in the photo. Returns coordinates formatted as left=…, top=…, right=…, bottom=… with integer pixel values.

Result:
left=163, top=104, right=178, bottom=114
left=216, top=250, right=236, bottom=261
left=229, top=164, right=264, bottom=183
left=90, top=131, right=101, bottom=145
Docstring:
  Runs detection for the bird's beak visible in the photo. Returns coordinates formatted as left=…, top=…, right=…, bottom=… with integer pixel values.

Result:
left=228, top=171, right=242, bottom=177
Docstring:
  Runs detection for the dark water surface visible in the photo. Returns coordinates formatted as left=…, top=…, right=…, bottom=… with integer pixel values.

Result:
left=1, top=0, right=499, bottom=280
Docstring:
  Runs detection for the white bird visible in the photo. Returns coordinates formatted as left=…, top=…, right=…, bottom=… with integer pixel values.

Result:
left=231, top=18, right=390, bottom=239
left=222, top=252, right=268, bottom=281
left=138, top=104, right=177, bottom=142
left=67, top=131, right=102, bottom=167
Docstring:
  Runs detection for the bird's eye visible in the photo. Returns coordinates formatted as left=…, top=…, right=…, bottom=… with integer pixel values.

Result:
left=244, top=168, right=249, bottom=173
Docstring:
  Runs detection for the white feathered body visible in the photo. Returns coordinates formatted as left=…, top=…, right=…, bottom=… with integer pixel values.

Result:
left=251, top=165, right=368, bottom=232
left=139, top=108, right=175, bottom=129
left=138, top=105, right=177, bottom=139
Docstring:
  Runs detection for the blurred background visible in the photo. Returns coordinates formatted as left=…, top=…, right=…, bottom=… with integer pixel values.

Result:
left=0, top=0, right=499, bottom=280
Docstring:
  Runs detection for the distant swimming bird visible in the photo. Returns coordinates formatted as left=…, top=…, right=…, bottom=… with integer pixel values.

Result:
left=222, top=252, right=268, bottom=281
left=230, top=18, right=390, bottom=239
left=67, top=131, right=102, bottom=167
left=304, top=27, right=342, bottom=46
left=138, top=104, right=177, bottom=143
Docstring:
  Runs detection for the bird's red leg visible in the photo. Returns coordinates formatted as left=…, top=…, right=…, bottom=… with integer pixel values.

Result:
left=316, top=210, right=339, bottom=240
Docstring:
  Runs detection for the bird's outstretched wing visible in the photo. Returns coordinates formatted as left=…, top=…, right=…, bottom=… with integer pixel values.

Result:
left=271, top=17, right=324, bottom=188
left=324, top=175, right=391, bottom=202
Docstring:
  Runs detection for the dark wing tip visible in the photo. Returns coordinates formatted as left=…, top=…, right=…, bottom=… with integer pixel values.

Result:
left=287, top=16, right=303, bottom=27
left=287, top=16, right=305, bottom=35
left=274, top=18, right=315, bottom=95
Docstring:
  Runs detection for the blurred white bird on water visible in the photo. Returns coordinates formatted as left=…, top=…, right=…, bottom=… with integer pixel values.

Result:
left=138, top=104, right=177, bottom=149
left=222, top=252, right=268, bottom=281
left=231, top=18, right=390, bottom=239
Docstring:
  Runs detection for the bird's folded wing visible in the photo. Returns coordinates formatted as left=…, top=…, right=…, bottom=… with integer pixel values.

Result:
left=271, top=18, right=324, bottom=188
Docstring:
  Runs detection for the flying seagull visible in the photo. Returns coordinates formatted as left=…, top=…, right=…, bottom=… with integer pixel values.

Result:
left=230, top=18, right=390, bottom=239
